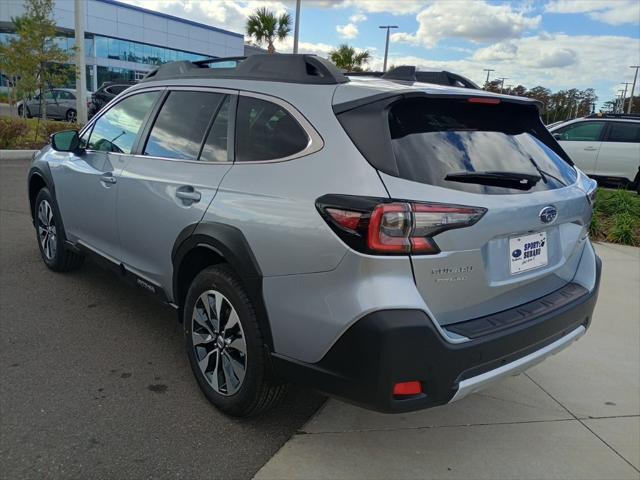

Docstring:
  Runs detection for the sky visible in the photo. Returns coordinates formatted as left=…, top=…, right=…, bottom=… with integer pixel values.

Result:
left=121, top=0, right=640, bottom=108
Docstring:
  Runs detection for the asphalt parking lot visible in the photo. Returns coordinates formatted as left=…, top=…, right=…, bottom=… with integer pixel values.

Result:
left=0, top=158, right=324, bottom=479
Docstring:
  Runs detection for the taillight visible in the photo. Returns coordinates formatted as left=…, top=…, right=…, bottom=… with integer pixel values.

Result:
left=318, top=195, right=486, bottom=255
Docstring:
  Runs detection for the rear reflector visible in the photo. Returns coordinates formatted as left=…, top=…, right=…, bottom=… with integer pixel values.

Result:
left=393, top=381, right=422, bottom=397
left=467, top=97, right=501, bottom=104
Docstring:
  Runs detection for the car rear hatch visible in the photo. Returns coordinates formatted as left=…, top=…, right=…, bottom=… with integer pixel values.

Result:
left=335, top=91, right=593, bottom=328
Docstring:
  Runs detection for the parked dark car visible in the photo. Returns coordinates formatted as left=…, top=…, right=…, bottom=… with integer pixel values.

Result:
left=88, top=82, right=135, bottom=118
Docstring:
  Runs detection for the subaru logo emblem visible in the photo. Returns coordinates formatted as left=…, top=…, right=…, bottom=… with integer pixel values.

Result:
left=539, top=206, right=557, bottom=224
left=512, top=249, right=522, bottom=258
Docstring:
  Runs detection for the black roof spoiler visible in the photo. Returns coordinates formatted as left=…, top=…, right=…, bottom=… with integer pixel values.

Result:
left=348, top=67, right=480, bottom=90
left=333, top=91, right=543, bottom=115
left=141, top=54, right=349, bottom=85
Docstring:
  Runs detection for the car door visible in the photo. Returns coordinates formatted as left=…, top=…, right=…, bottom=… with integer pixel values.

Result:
left=28, top=93, right=41, bottom=116
left=54, top=89, right=161, bottom=260
left=553, top=121, right=606, bottom=175
left=594, top=121, right=640, bottom=183
left=117, top=88, right=234, bottom=293
left=46, top=90, right=61, bottom=118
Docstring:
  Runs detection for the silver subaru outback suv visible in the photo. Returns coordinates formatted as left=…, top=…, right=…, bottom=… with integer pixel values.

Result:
left=28, top=55, right=601, bottom=416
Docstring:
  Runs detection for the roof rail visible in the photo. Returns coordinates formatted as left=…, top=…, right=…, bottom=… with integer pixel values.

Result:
left=587, top=112, right=640, bottom=120
left=141, top=54, right=349, bottom=85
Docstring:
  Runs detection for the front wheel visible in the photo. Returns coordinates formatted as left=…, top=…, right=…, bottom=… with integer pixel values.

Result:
left=34, top=188, right=84, bottom=272
left=184, top=265, right=286, bottom=417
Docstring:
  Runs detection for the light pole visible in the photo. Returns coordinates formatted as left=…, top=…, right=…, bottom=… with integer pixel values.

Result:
left=617, top=90, right=625, bottom=113
left=483, top=68, right=494, bottom=87
left=379, top=25, right=398, bottom=72
left=620, top=82, right=632, bottom=113
left=498, top=77, right=509, bottom=94
left=74, top=0, right=87, bottom=124
left=293, top=0, right=301, bottom=54
left=628, top=66, right=639, bottom=113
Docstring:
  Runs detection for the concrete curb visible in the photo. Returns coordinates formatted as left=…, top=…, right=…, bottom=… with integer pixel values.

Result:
left=0, top=150, right=39, bottom=161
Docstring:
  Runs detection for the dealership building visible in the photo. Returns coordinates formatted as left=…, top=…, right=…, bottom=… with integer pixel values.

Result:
left=0, top=0, right=245, bottom=91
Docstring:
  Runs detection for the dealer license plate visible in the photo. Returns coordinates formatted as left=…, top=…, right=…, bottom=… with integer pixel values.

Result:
left=509, top=231, right=548, bottom=274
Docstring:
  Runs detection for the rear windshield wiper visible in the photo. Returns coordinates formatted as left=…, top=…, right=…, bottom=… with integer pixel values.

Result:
left=528, top=157, right=567, bottom=187
left=444, top=171, right=541, bottom=190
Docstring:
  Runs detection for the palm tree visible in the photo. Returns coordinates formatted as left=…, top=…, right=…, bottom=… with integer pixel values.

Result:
left=329, top=44, right=371, bottom=72
left=246, top=7, right=291, bottom=54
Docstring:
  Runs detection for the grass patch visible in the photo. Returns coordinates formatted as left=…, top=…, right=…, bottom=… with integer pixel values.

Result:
left=590, top=188, right=640, bottom=247
left=0, top=117, right=79, bottom=150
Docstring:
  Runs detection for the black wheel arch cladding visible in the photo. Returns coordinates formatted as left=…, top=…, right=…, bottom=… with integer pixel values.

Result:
left=172, top=221, right=274, bottom=349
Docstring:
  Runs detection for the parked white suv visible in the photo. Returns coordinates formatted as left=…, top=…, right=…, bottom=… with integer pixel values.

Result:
left=550, top=114, right=640, bottom=192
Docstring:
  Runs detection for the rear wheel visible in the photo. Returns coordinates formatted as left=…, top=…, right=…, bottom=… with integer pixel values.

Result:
left=18, top=105, right=30, bottom=118
left=34, top=188, right=84, bottom=272
left=65, top=109, right=77, bottom=123
left=184, top=265, right=286, bottom=417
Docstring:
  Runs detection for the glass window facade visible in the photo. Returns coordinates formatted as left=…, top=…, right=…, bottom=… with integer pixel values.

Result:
left=93, top=35, right=209, bottom=65
left=1, top=30, right=212, bottom=91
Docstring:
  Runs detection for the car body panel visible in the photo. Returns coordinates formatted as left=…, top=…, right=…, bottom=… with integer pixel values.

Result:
left=551, top=118, right=640, bottom=183
left=117, top=156, right=232, bottom=293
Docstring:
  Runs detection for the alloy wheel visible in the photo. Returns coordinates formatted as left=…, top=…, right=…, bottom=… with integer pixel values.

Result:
left=37, top=199, right=57, bottom=260
left=191, top=290, right=247, bottom=395
left=66, top=110, right=77, bottom=123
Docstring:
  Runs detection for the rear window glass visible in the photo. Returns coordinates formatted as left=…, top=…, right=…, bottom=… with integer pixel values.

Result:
left=235, top=96, right=308, bottom=162
left=607, top=122, right=640, bottom=143
left=387, top=98, right=577, bottom=194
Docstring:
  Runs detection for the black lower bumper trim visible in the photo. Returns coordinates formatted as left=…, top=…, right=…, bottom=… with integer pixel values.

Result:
left=272, top=256, right=601, bottom=413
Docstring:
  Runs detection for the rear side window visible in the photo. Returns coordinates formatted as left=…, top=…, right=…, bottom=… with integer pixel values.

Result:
left=606, top=122, right=640, bottom=143
left=235, top=96, right=308, bottom=162
left=200, top=96, right=231, bottom=162
left=144, top=91, right=224, bottom=160
left=88, top=91, right=158, bottom=153
left=387, top=98, right=577, bottom=193
left=555, top=122, right=605, bottom=141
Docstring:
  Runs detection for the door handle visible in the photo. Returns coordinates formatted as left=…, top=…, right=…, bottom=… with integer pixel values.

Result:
left=100, top=172, right=117, bottom=185
left=176, top=186, right=201, bottom=203
left=584, top=147, right=598, bottom=151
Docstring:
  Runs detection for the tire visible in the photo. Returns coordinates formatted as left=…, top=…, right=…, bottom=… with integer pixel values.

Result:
left=65, top=109, right=77, bottom=123
left=18, top=105, right=30, bottom=118
left=184, top=265, right=286, bottom=417
left=34, top=188, right=84, bottom=272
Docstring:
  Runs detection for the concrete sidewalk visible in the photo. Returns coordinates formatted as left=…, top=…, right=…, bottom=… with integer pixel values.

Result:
left=255, top=243, right=640, bottom=480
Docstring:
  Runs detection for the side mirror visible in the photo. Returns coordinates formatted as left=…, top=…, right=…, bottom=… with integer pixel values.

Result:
left=552, top=133, right=563, bottom=140
left=51, top=130, right=83, bottom=153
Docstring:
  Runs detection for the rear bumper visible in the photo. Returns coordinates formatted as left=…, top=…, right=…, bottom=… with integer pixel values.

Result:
left=272, top=255, right=601, bottom=413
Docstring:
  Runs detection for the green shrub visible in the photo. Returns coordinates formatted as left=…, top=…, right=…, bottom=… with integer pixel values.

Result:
left=0, top=116, right=80, bottom=150
left=590, top=187, right=640, bottom=247
left=609, top=212, right=639, bottom=246
left=0, top=118, right=29, bottom=148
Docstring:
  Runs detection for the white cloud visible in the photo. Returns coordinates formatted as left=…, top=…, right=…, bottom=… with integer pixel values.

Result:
left=545, top=0, right=640, bottom=25
left=391, top=0, right=541, bottom=48
left=336, top=23, right=359, bottom=39
left=366, top=34, right=639, bottom=102
left=119, top=0, right=291, bottom=36
left=349, top=13, right=367, bottom=23
left=473, top=42, right=518, bottom=62
left=341, top=0, right=422, bottom=15
left=531, top=47, right=577, bottom=68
